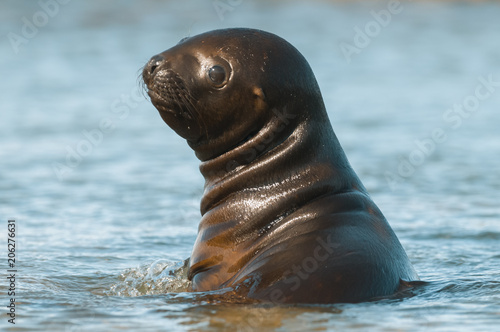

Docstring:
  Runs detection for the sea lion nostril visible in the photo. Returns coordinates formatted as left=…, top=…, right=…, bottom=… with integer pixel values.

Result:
left=149, top=55, right=165, bottom=75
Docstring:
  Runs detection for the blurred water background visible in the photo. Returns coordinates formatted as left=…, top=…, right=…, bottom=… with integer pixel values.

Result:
left=1, top=0, right=499, bottom=331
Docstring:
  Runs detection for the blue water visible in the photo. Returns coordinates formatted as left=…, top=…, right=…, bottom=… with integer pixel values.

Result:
left=1, top=0, right=500, bottom=331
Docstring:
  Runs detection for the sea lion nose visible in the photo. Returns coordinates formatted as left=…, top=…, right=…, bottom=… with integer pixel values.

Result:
left=143, top=54, right=167, bottom=85
left=147, top=54, right=165, bottom=75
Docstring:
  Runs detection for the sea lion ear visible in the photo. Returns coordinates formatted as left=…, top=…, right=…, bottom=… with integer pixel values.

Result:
left=252, top=86, right=267, bottom=112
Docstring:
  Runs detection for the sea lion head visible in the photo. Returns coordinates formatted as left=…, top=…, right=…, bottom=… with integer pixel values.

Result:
left=142, top=28, right=324, bottom=161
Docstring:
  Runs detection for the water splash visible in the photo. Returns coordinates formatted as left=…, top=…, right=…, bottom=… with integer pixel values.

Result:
left=108, top=259, right=192, bottom=297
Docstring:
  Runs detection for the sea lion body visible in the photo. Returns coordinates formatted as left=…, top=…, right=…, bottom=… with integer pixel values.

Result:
left=142, top=28, right=418, bottom=303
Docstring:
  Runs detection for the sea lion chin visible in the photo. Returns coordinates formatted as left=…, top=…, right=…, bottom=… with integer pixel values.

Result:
left=142, top=28, right=418, bottom=304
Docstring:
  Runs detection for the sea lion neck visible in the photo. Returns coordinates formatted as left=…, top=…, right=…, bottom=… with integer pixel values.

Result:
left=187, top=85, right=271, bottom=162
left=197, top=106, right=360, bottom=216
left=197, top=105, right=298, bottom=178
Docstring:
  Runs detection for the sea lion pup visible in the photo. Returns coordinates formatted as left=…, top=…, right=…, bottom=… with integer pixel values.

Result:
left=142, top=28, right=418, bottom=304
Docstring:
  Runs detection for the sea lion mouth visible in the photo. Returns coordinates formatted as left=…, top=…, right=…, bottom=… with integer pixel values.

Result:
left=147, top=89, right=186, bottom=118
left=144, top=68, right=197, bottom=121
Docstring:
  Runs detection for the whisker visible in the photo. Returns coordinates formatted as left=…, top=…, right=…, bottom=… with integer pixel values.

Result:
left=147, top=68, right=208, bottom=138
left=179, top=90, right=209, bottom=139
left=137, top=65, right=149, bottom=100
left=178, top=90, right=196, bottom=120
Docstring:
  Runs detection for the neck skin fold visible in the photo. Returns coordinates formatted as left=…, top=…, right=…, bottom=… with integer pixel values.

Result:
left=188, top=105, right=366, bottom=289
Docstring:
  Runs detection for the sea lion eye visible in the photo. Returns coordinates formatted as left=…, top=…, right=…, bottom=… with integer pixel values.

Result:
left=208, top=65, right=226, bottom=86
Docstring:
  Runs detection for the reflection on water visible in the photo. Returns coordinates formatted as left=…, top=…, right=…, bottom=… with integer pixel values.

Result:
left=1, top=0, right=500, bottom=331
